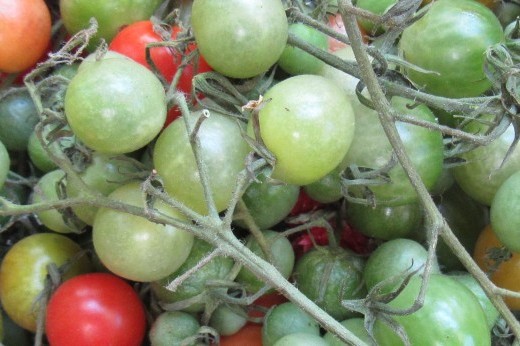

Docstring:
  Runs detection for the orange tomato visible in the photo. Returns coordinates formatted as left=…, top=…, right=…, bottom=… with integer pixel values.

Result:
left=473, top=224, right=520, bottom=310
left=0, top=0, right=51, bottom=73
left=219, top=323, right=263, bottom=346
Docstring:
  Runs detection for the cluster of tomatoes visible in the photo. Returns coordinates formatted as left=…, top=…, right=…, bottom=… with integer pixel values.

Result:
left=1, top=0, right=520, bottom=345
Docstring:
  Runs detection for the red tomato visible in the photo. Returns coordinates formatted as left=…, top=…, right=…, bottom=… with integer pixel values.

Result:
left=109, top=21, right=212, bottom=125
left=219, top=323, right=263, bottom=346
left=45, top=273, right=147, bottom=346
left=0, top=0, right=51, bottom=73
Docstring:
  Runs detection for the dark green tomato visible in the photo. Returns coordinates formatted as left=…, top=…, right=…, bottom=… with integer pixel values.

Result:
left=451, top=115, right=520, bottom=206
left=209, top=304, right=247, bottom=336
left=154, top=109, right=250, bottom=215
left=363, top=238, right=440, bottom=293
left=65, top=52, right=166, bottom=154
left=262, top=302, right=320, bottom=346
left=236, top=230, right=295, bottom=293
left=0, top=233, right=92, bottom=332
left=151, top=237, right=234, bottom=313
left=93, top=181, right=194, bottom=282
left=434, top=183, right=488, bottom=271
left=356, top=0, right=397, bottom=34
left=277, top=23, right=328, bottom=75
left=0, top=88, right=39, bottom=151
left=490, top=170, right=520, bottom=252
left=66, top=153, right=141, bottom=225
left=191, top=0, right=288, bottom=78
left=32, top=169, right=77, bottom=234
left=247, top=74, right=356, bottom=186
left=373, top=274, right=491, bottom=346
left=399, top=0, right=504, bottom=98
left=293, top=246, right=366, bottom=320
left=0, top=140, right=9, bottom=190
left=346, top=202, right=423, bottom=240
left=149, top=311, right=200, bottom=346
left=448, top=272, right=499, bottom=329
left=343, top=96, right=443, bottom=206
left=303, top=163, right=344, bottom=204
left=234, top=170, right=299, bottom=230
left=273, top=333, right=328, bottom=346
left=59, top=0, right=162, bottom=50
left=323, top=318, right=372, bottom=346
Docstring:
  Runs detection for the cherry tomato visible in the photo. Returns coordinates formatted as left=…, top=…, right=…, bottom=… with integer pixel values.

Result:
left=219, top=323, right=262, bottom=346
left=0, top=88, right=39, bottom=151
left=0, top=0, right=51, bottom=73
left=149, top=311, right=200, bottom=346
left=45, top=273, right=146, bottom=346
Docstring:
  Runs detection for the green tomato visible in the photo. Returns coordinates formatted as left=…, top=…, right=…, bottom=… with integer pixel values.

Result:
left=273, top=333, right=329, bottom=346
left=0, top=140, right=9, bottom=190
left=32, top=169, right=77, bottom=234
left=236, top=230, right=295, bottom=293
left=151, top=237, right=234, bottom=313
left=64, top=51, right=166, bottom=154
left=323, top=318, right=372, bottom=346
left=490, top=170, right=520, bottom=252
left=373, top=274, right=491, bottom=346
left=278, top=23, right=328, bottom=75
left=0, top=233, right=92, bottom=332
left=262, top=302, right=320, bottom=346
left=247, top=74, right=356, bottom=186
left=149, top=311, right=200, bottom=346
left=59, top=0, right=162, bottom=50
left=209, top=304, right=247, bottom=336
left=293, top=246, right=366, bottom=320
left=0, top=88, right=39, bottom=151
left=356, top=0, right=397, bottom=34
left=27, top=130, right=58, bottom=173
left=399, top=0, right=504, bottom=98
left=191, top=0, right=288, bottom=78
left=92, top=181, right=194, bottom=282
left=154, top=109, right=250, bottom=215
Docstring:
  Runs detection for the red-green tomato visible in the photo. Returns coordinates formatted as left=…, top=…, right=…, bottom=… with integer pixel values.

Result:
left=0, top=233, right=92, bottom=332
left=373, top=274, right=491, bottom=346
left=262, top=302, right=321, bottom=346
left=398, top=0, right=504, bottom=98
left=59, top=0, right=162, bottom=50
left=92, top=181, right=194, bottom=282
left=236, top=230, right=295, bottom=293
left=64, top=51, right=166, bottom=154
left=247, top=75, right=355, bottom=186
left=191, top=0, right=288, bottom=78
left=490, top=170, right=520, bottom=252
left=0, top=140, right=8, bottom=190
left=343, top=96, right=443, bottom=206
left=451, top=115, right=520, bottom=206
left=293, top=246, right=366, bottom=320
left=277, top=23, right=328, bottom=75
left=151, top=237, right=234, bottom=313
left=32, top=169, right=76, bottom=234
left=66, top=153, right=141, bottom=225
left=364, top=238, right=440, bottom=293
left=153, top=109, right=250, bottom=214
left=149, top=311, right=200, bottom=346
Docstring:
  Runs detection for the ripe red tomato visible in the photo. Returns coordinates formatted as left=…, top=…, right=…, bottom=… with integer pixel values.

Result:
left=0, top=0, right=51, bottom=73
left=45, top=273, right=147, bottom=346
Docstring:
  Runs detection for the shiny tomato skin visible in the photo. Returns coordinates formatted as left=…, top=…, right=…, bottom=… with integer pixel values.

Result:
left=45, top=273, right=146, bottom=346
left=0, top=233, right=92, bottom=332
left=0, top=0, right=51, bottom=73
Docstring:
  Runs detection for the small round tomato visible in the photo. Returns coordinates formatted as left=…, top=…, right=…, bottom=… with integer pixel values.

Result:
left=0, top=233, right=92, bottom=332
left=59, top=0, right=162, bottom=50
left=149, top=311, right=200, bottom=346
left=153, top=109, right=250, bottom=214
left=64, top=51, right=166, bottom=154
left=0, top=0, right=51, bottom=73
left=191, top=0, right=288, bottom=78
left=209, top=304, right=248, bottom=336
left=0, top=88, right=39, bottom=152
left=45, top=273, right=146, bottom=346
left=474, top=225, right=520, bottom=310
left=236, top=230, right=295, bottom=293
left=399, top=0, right=504, bottom=98
left=293, top=246, right=366, bottom=320
left=373, top=274, right=491, bottom=345
left=93, top=181, right=194, bottom=282
left=0, top=140, right=9, bottom=190
left=277, top=23, right=328, bottom=75
left=220, top=323, right=262, bottom=346
left=490, top=170, right=520, bottom=252
left=262, top=302, right=320, bottom=346
left=247, top=75, right=356, bottom=186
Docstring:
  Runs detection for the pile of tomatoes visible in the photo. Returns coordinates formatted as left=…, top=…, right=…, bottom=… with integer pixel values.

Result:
left=1, top=0, right=520, bottom=345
